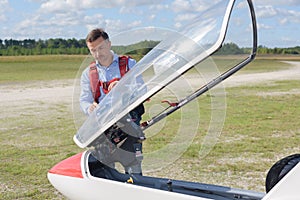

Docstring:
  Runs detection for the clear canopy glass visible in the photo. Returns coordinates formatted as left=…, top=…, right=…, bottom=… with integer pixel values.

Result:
left=73, top=0, right=257, bottom=163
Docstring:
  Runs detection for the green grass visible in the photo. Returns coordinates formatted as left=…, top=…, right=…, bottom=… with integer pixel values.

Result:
left=0, top=55, right=299, bottom=199
left=0, top=55, right=85, bottom=82
left=185, top=55, right=294, bottom=78
left=0, top=100, right=79, bottom=199
left=241, top=58, right=291, bottom=73
left=145, top=79, right=299, bottom=191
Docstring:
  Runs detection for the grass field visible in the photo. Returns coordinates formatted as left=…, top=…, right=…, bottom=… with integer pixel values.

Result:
left=0, top=55, right=299, bottom=199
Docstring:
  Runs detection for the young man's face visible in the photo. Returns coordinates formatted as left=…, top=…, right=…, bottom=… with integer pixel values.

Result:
left=87, top=37, right=111, bottom=64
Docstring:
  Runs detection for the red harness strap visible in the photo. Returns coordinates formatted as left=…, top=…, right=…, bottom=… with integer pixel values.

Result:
left=89, top=56, right=130, bottom=104
left=89, top=64, right=101, bottom=103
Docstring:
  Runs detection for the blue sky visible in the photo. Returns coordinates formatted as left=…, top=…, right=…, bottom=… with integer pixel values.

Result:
left=0, top=0, right=299, bottom=47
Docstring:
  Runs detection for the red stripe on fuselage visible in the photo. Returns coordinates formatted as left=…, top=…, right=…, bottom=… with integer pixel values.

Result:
left=49, top=152, right=84, bottom=178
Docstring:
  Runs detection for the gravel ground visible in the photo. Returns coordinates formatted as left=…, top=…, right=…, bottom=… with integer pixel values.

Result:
left=224, top=61, right=300, bottom=87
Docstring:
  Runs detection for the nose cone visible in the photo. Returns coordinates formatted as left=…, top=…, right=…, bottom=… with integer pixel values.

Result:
left=49, top=152, right=84, bottom=178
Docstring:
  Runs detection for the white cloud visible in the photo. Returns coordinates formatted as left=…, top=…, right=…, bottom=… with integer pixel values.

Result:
left=84, top=14, right=105, bottom=24
left=171, top=0, right=222, bottom=13
left=129, top=20, right=142, bottom=28
left=9, top=7, right=87, bottom=39
left=0, top=0, right=9, bottom=21
left=108, top=19, right=142, bottom=34
left=34, top=0, right=165, bottom=38
left=39, top=0, right=165, bottom=13
left=257, top=5, right=300, bottom=26
left=45, top=13, right=81, bottom=26
left=105, top=0, right=164, bottom=7
left=253, top=0, right=300, bottom=6
left=40, top=0, right=70, bottom=13
left=171, top=0, right=191, bottom=13
left=278, top=9, right=300, bottom=25
left=7, top=0, right=160, bottom=40
left=15, top=11, right=83, bottom=29
left=2, top=0, right=299, bottom=48
left=257, top=23, right=272, bottom=30
left=119, top=6, right=143, bottom=15
left=83, top=14, right=107, bottom=32
left=278, top=18, right=288, bottom=25
left=256, top=5, right=278, bottom=18
left=83, top=17, right=143, bottom=37
left=175, top=13, right=197, bottom=22
left=149, top=4, right=169, bottom=11
left=148, top=14, right=156, bottom=21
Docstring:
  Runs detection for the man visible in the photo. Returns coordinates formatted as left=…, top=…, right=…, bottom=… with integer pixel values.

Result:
left=80, top=28, right=144, bottom=175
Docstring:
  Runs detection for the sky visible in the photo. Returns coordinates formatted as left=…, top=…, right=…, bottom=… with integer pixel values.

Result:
left=0, top=0, right=299, bottom=48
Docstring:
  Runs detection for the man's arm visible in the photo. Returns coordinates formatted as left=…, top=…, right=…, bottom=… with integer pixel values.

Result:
left=79, top=69, right=94, bottom=115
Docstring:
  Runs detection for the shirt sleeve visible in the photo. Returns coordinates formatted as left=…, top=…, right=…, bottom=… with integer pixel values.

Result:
left=128, top=57, right=137, bottom=70
left=79, top=68, right=94, bottom=115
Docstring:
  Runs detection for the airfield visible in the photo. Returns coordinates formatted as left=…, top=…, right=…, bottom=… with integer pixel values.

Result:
left=0, top=57, right=299, bottom=199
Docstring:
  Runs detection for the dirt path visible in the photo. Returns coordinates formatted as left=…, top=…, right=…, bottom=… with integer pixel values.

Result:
left=0, top=61, right=299, bottom=108
left=224, top=61, right=300, bottom=87
left=0, top=80, right=74, bottom=106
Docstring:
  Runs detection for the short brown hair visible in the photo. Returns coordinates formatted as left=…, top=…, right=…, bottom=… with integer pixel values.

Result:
left=86, top=28, right=109, bottom=43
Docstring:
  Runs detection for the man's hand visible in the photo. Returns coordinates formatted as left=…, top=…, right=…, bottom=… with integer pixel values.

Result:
left=108, top=80, right=119, bottom=91
left=89, top=102, right=98, bottom=113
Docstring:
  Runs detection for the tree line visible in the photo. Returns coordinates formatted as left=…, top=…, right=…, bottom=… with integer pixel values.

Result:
left=0, top=38, right=299, bottom=56
left=0, top=38, right=88, bottom=56
left=215, top=43, right=300, bottom=55
left=0, top=38, right=158, bottom=56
